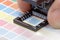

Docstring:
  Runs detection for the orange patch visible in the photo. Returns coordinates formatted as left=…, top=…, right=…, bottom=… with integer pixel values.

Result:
left=0, top=0, right=4, bottom=3
left=3, top=0, right=13, bottom=6
left=11, top=3, right=19, bottom=10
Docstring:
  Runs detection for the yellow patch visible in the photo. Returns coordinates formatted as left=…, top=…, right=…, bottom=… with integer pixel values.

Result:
left=0, top=11, right=15, bottom=23
left=0, top=11, right=8, bottom=19
left=3, top=15, right=15, bottom=23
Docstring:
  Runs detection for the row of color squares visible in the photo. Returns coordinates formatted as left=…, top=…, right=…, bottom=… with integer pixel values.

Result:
left=0, top=27, right=29, bottom=40
left=0, top=19, right=33, bottom=40
left=0, top=0, right=19, bottom=10
left=0, top=4, right=23, bottom=17
left=0, top=17, right=34, bottom=40
left=0, top=27, right=47, bottom=40
left=0, top=0, right=17, bottom=3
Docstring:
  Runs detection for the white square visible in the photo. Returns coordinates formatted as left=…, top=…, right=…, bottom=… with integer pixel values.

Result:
left=23, top=16, right=44, bottom=26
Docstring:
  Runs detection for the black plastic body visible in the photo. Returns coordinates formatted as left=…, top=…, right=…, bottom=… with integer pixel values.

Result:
left=14, top=11, right=48, bottom=32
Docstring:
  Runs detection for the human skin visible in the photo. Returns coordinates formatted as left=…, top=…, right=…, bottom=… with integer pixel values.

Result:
left=48, top=0, right=60, bottom=28
left=17, top=0, right=60, bottom=29
left=17, top=0, right=31, bottom=13
left=17, top=0, right=44, bottom=13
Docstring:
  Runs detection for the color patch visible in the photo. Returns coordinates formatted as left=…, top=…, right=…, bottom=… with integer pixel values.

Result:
left=3, top=0, right=13, bottom=6
left=5, top=32, right=17, bottom=39
left=0, top=19, right=7, bottom=26
left=12, top=35, right=28, bottom=40
left=11, top=3, right=19, bottom=9
left=22, top=31, right=34, bottom=38
left=13, top=26, right=26, bottom=34
left=3, top=7, right=14, bottom=13
left=3, top=15, right=15, bottom=23
left=12, top=0, right=17, bottom=2
left=4, top=23, right=16, bottom=30
left=0, top=11, right=8, bottom=18
left=11, top=11, right=22, bottom=17
left=0, top=28, right=8, bottom=35
left=0, top=4, right=6, bottom=10
left=0, top=0, right=4, bottom=3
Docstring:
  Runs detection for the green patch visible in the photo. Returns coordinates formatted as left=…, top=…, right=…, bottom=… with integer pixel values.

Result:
left=12, top=0, right=17, bottom=2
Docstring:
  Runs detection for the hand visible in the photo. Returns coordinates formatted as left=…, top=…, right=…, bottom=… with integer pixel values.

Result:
left=48, top=0, right=60, bottom=28
left=17, top=0, right=31, bottom=13
left=17, top=0, right=44, bottom=13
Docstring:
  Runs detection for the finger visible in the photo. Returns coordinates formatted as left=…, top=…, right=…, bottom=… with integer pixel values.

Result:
left=47, top=0, right=60, bottom=28
left=17, top=0, right=31, bottom=13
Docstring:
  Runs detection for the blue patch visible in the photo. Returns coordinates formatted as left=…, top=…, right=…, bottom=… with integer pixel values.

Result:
left=3, top=8, right=14, bottom=13
left=5, top=32, right=16, bottom=39
left=11, top=11, right=23, bottom=17
left=0, top=4, right=6, bottom=10
left=0, top=28, right=8, bottom=35
left=12, top=35, right=28, bottom=40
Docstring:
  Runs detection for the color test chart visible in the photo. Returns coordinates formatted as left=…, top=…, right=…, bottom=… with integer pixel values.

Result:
left=0, top=0, right=60, bottom=40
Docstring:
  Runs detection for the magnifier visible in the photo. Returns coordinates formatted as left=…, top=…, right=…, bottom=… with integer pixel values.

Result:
left=13, top=0, right=54, bottom=32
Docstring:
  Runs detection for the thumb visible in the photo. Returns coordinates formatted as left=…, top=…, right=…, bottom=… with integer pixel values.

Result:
left=47, top=0, right=60, bottom=29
